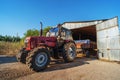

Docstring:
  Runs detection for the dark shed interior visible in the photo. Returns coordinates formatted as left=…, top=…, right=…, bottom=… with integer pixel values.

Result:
left=71, top=25, right=96, bottom=42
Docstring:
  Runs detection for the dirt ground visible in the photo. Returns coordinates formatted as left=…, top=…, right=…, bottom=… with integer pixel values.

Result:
left=0, top=55, right=120, bottom=80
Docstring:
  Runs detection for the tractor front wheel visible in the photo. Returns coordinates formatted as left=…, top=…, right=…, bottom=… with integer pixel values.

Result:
left=16, top=48, right=28, bottom=64
left=26, top=48, right=50, bottom=72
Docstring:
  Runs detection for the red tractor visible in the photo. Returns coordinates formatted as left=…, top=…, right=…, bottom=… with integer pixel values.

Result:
left=16, top=23, right=76, bottom=71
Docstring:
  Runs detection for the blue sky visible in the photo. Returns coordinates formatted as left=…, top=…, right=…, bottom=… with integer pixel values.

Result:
left=0, top=0, right=120, bottom=37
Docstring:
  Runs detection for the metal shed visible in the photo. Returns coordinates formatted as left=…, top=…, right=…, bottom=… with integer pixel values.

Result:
left=62, top=17, right=120, bottom=61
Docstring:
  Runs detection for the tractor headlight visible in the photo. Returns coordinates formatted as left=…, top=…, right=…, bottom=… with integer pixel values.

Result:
left=24, top=38, right=30, bottom=48
left=24, top=39, right=29, bottom=43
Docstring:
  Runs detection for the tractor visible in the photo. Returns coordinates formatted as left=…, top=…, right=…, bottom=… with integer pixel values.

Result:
left=16, top=23, right=76, bottom=71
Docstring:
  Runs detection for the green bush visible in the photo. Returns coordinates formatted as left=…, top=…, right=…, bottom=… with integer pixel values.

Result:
left=0, top=35, right=21, bottom=42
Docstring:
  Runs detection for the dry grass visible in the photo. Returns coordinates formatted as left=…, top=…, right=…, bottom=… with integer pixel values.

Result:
left=0, top=41, right=24, bottom=56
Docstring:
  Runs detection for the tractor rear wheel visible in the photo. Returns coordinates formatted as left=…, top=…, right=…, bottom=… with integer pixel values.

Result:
left=26, top=48, right=50, bottom=72
left=63, top=42, right=76, bottom=62
left=16, top=48, right=28, bottom=64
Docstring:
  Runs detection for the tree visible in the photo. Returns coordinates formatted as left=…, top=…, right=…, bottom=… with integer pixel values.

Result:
left=0, top=35, right=4, bottom=41
left=24, top=29, right=39, bottom=38
left=43, top=26, right=51, bottom=36
left=23, top=26, right=51, bottom=38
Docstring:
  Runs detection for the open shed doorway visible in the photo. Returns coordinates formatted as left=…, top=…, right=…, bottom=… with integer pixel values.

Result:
left=71, top=25, right=97, bottom=58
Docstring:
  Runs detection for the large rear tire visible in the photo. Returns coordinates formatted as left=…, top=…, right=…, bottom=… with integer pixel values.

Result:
left=63, top=42, right=76, bottom=62
left=26, top=48, right=50, bottom=72
left=16, top=48, right=28, bottom=64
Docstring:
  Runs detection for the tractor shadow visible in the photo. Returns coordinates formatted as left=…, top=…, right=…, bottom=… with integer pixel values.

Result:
left=0, top=55, right=17, bottom=64
left=44, top=57, right=97, bottom=72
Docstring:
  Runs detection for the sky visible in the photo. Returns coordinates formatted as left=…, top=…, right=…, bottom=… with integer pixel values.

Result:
left=0, top=0, right=120, bottom=37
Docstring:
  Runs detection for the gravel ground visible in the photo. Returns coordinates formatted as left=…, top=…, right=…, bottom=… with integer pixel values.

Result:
left=0, top=56, right=120, bottom=80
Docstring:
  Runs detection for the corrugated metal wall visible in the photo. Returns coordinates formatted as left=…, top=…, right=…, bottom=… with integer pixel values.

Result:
left=96, top=17, right=120, bottom=61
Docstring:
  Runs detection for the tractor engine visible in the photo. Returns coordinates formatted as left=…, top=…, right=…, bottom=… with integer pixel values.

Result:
left=24, top=36, right=57, bottom=51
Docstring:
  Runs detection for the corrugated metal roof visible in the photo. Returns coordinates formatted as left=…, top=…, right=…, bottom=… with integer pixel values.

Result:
left=62, top=19, right=108, bottom=24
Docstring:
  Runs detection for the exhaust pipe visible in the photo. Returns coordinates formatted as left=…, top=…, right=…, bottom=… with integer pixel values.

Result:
left=57, top=24, right=62, bottom=37
left=40, top=22, right=43, bottom=36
